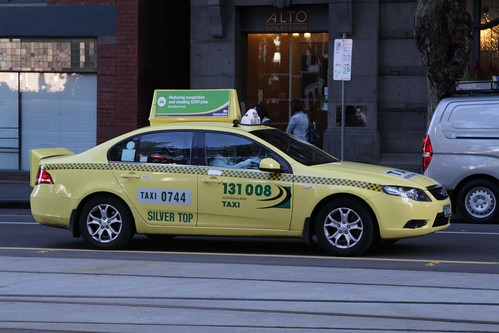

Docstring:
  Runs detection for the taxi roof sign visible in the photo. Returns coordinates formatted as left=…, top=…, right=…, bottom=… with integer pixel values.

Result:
left=149, top=89, right=242, bottom=125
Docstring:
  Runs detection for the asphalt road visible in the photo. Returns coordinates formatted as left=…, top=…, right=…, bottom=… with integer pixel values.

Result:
left=1, top=208, right=499, bottom=332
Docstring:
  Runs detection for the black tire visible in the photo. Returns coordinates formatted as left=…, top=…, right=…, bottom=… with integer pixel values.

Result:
left=315, top=198, right=374, bottom=256
left=79, top=196, right=134, bottom=249
left=457, top=179, right=499, bottom=224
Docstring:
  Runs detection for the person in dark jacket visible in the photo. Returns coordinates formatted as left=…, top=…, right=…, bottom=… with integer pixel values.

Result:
left=255, top=104, right=271, bottom=126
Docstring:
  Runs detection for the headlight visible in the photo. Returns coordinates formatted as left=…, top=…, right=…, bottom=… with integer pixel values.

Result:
left=382, top=186, right=431, bottom=202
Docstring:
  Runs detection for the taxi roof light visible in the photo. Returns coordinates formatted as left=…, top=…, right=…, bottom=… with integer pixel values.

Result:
left=149, top=89, right=242, bottom=126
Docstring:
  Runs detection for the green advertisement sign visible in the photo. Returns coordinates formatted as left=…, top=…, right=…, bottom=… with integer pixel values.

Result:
left=155, top=90, right=230, bottom=117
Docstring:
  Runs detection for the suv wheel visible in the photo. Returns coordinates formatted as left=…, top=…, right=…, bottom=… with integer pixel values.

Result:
left=457, top=179, right=498, bottom=224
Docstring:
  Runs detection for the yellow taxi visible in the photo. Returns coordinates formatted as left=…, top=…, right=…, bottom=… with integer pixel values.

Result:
left=30, top=89, right=451, bottom=256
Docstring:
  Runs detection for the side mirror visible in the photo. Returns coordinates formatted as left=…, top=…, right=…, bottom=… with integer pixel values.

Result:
left=259, top=158, right=284, bottom=173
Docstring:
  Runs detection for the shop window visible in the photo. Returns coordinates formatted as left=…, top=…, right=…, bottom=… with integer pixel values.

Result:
left=20, top=73, right=97, bottom=170
left=0, top=1, right=45, bottom=3
left=0, top=72, right=97, bottom=171
left=0, top=73, right=18, bottom=170
left=478, top=3, right=499, bottom=76
left=468, top=0, right=499, bottom=79
left=0, top=38, right=97, bottom=171
left=0, top=38, right=96, bottom=72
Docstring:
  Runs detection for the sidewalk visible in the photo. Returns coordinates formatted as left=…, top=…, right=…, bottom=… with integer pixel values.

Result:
left=0, top=181, right=31, bottom=208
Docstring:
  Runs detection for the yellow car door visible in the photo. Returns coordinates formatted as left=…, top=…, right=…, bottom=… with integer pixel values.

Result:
left=110, top=130, right=198, bottom=228
left=197, top=131, right=293, bottom=230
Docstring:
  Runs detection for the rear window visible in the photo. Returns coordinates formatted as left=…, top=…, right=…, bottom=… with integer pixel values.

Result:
left=108, top=131, right=193, bottom=165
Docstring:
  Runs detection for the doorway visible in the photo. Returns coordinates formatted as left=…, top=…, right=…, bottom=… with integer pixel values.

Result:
left=246, top=32, right=328, bottom=144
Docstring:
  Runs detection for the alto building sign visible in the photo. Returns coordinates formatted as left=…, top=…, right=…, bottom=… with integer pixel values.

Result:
left=266, top=10, right=308, bottom=31
left=240, top=6, right=327, bottom=33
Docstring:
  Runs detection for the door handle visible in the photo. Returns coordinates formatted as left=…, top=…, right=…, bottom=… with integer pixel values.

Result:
left=120, top=173, right=141, bottom=179
left=202, top=177, right=222, bottom=184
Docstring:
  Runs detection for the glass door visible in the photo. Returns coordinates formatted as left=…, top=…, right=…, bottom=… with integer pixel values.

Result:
left=247, top=33, right=328, bottom=145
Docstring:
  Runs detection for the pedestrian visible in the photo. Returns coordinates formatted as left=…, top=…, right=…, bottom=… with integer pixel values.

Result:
left=286, top=99, right=309, bottom=142
left=255, top=103, right=271, bottom=126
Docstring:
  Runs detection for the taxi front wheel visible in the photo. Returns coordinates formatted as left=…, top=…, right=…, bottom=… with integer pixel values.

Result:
left=79, top=196, right=134, bottom=250
left=315, top=199, right=374, bottom=256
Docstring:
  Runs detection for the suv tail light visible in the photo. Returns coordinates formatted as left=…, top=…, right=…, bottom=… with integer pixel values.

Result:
left=422, top=134, right=433, bottom=172
left=35, top=167, right=54, bottom=185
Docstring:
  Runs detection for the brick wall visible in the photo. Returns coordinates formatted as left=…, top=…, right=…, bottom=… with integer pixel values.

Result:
left=47, top=0, right=140, bottom=143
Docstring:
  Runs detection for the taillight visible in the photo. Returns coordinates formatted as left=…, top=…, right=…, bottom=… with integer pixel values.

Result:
left=35, top=167, right=54, bottom=185
left=422, top=135, right=433, bottom=172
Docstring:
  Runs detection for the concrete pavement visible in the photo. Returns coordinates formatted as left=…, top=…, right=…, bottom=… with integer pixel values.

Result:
left=0, top=178, right=494, bottom=332
left=1, top=255, right=499, bottom=332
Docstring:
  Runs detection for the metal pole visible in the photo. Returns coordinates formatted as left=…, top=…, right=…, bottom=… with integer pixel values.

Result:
left=340, top=33, right=346, bottom=160
left=288, top=34, right=293, bottom=119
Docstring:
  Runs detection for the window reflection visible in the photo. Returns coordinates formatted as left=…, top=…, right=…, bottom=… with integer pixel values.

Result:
left=336, top=105, right=367, bottom=127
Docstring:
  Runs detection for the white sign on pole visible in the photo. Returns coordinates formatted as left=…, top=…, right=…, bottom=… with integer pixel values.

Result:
left=333, top=38, right=353, bottom=81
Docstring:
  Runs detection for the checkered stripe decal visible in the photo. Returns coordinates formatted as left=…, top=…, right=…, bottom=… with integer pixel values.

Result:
left=198, top=167, right=294, bottom=182
left=44, top=163, right=197, bottom=174
left=45, top=163, right=112, bottom=171
left=43, top=163, right=383, bottom=192
left=294, top=175, right=383, bottom=192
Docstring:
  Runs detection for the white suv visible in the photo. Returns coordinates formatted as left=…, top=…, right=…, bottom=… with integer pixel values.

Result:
left=423, top=85, right=499, bottom=224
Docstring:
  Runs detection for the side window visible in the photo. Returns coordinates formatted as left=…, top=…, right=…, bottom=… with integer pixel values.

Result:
left=108, top=131, right=193, bottom=165
left=138, top=131, right=193, bottom=164
left=204, top=132, right=271, bottom=169
left=108, top=136, right=140, bottom=162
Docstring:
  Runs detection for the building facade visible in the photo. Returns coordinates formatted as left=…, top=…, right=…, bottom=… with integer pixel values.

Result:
left=191, top=0, right=498, bottom=170
left=0, top=0, right=189, bottom=179
left=191, top=0, right=429, bottom=171
left=0, top=0, right=496, bottom=180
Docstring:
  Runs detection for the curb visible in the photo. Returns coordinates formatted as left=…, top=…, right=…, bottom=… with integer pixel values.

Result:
left=0, top=201, right=30, bottom=209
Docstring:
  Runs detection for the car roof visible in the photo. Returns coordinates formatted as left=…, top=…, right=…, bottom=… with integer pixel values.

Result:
left=112, top=122, right=269, bottom=143
left=441, top=94, right=499, bottom=103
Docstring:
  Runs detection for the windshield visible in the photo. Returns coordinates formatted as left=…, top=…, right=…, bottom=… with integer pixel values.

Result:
left=252, top=129, right=339, bottom=166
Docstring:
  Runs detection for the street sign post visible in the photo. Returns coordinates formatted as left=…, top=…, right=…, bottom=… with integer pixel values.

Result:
left=333, top=37, right=353, bottom=160
left=333, top=38, right=353, bottom=81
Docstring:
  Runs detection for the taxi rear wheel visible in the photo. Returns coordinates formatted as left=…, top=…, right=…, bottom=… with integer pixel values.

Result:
left=79, top=196, right=134, bottom=250
left=315, top=199, right=374, bottom=256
